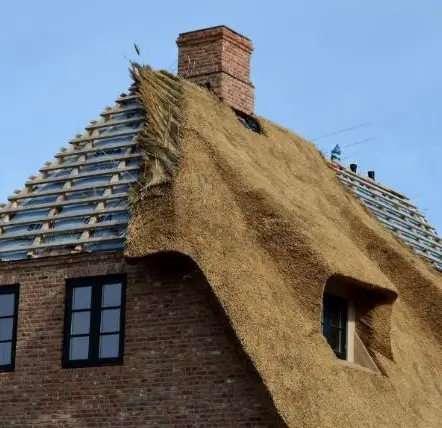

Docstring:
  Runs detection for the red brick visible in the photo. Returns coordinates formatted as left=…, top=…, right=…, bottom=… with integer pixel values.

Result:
left=0, top=252, right=284, bottom=427
left=177, top=25, right=255, bottom=114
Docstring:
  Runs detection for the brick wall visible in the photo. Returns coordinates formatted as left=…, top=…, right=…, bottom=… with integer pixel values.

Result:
left=177, top=26, right=255, bottom=114
left=0, top=251, right=284, bottom=427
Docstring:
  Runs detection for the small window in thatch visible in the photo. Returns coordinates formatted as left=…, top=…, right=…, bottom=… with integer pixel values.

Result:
left=234, top=110, right=263, bottom=134
left=322, top=276, right=387, bottom=374
left=321, top=293, right=347, bottom=360
left=198, top=81, right=212, bottom=92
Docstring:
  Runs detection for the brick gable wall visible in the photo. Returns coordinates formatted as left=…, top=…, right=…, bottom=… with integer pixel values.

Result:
left=0, top=251, right=284, bottom=427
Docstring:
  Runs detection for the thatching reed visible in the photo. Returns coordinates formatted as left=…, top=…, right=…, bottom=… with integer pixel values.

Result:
left=128, top=63, right=185, bottom=207
left=126, top=69, right=442, bottom=427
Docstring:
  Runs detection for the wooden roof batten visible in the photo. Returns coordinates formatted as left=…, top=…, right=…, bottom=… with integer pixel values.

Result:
left=0, top=91, right=144, bottom=261
left=329, top=161, right=442, bottom=271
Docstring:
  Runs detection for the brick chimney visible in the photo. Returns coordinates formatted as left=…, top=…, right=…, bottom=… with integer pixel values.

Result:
left=176, top=25, right=254, bottom=115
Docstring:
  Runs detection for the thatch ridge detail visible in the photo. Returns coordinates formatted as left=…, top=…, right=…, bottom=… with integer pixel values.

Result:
left=128, top=63, right=186, bottom=207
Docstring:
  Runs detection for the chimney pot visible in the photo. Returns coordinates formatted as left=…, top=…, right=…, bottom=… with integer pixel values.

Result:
left=349, top=164, right=357, bottom=173
left=176, top=25, right=254, bottom=114
left=368, top=170, right=375, bottom=180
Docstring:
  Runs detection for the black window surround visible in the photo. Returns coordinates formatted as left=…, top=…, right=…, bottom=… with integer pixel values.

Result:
left=0, top=284, right=20, bottom=373
left=321, top=293, right=348, bottom=360
left=63, top=274, right=126, bottom=369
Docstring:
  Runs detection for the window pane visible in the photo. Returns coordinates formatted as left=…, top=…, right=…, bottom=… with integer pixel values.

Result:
left=0, top=318, right=13, bottom=341
left=72, top=286, right=92, bottom=310
left=71, top=311, right=91, bottom=335
left=328, top=327, right=343, bottom=354
left=99, top=334, right=119, bottom=358
left=327, top=303, right=342, bottom=327
left=69, top=336, right=89, bottom=360
left=100, top=309, right=120, bottom=333
left=0, top=294, right=15, bottom=317
left=324, top=294, right=347, bottom=328
left=0, top=342, right=11, bottom=366
left=102, top=283, right=122, bottom=308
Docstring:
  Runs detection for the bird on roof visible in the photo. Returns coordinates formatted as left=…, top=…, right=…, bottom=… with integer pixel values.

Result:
left=134, top=43, right=140, bottom=56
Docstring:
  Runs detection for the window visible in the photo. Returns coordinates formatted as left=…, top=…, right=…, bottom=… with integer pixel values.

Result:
left=234, top=110, right=263, bottom=134
left=200, top=81, right=212, bottom=91
left=0, top=285, right=19, bottom=372
left=63, top=275, right=126, bottom=368
left=321, top=293, right=348, bottom=360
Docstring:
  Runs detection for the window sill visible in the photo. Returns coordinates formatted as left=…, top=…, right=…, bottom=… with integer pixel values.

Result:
left=337, top=359, right=381, bottom=375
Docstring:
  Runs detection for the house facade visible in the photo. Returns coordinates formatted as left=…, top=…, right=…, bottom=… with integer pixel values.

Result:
left=0, top=251, right=283, bottom=426
left=0, top=25, right=441, bottom=428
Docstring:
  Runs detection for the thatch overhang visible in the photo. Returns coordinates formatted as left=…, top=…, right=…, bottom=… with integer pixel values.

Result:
left=125, top=66, right=442, bottom=428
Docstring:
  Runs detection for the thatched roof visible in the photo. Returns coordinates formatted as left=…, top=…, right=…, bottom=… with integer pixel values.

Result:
left=125, top=66, right=442, bottom=427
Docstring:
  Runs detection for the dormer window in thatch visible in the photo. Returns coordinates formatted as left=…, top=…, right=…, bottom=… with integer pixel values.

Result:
left=321, top=275, right=394, bottom=373
left=321, top=293, right=348, bottom=360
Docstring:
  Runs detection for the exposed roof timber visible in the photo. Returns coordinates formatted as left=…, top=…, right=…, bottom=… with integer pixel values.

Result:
left=0, top=193, right=128, bottom=215
left=409, top=247, right=442, bottom=265
left=372, top=209, right=441, bottom=246
left=100, top=105, right=143, bottom=117
left=0, top=89, right=143, bottom=261
left=0, top=219, right=127, bottom=240
left=116, top=94, right=138, bottom=103
left=0, top=206, right=128, bottom=228
left=71, top=129, right=141, bottom=144
left=8, top=179, right=135, bottom=201
left=57, top=140, right=138, bottom=158
left=0, top=235, right=125, bottom=255
left=27, top=165, right=140, bottom=185
left=334, top=167, right=417, bottom=210
left=85, top=116, right=144, bottom=131
left=343, top=180, right=434, bottom=231
left=377, top=218, right=442, bottom=258
left=329, top=161, right=442, bottom=271
left=39, top=153, right=141, bottom=172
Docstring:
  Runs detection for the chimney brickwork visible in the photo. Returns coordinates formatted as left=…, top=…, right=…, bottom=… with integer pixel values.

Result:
left=176, top=26, right=255, bottom=114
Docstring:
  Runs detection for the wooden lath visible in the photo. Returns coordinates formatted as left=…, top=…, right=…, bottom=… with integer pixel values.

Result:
left=115, top=94, right=138, bottom=103
left=0, top=235, right=125, bottom=256
left=0, top=193, right=128, bottom=215
left=0, top=91, right=144, bottom=261
left=40, top=153, right=140, bottom=172
left=0, top=206, right=128, bottom=228
left=74, top=145, right=133, bottom=252
left=8, top=179, right=135, bottom=201
left=100, top=105, right=143, bottom=117
left=85, top=116, right=144, bottom=131
left=335, top=168, right=418, bottom=210
left=330, top=161, right=442, bottom=270
left=70, top=128, right=141, bottom=144
left=57, top=139, right=138, bottom=158
left=28, top=164, right=139, bottom=185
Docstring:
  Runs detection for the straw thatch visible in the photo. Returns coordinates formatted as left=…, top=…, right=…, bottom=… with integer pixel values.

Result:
left=125, top=68, right=442, bottom=427
left=128, top=63, right=185, bottom=207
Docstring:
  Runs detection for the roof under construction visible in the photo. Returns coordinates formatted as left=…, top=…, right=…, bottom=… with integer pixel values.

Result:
left=124, top=66, right=442, bottom=428
left=0, top=94, right=143, bottom=261
left=331, top=162, right=442, bottom=271
left=1, top=86, right=441, bottom=273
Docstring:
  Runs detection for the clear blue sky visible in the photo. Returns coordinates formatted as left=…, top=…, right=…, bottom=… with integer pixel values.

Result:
left=1, top=1, right=441, bottom=231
